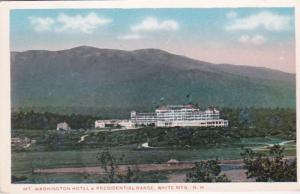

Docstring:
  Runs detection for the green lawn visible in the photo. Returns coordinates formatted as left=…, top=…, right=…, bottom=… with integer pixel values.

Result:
left=12, top=139, right=296, bottom=174
left=11, top=128, right=296, bottom=183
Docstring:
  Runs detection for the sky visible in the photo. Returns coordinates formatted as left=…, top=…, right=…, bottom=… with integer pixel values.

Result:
left=10, top=8, right=295, bottom=73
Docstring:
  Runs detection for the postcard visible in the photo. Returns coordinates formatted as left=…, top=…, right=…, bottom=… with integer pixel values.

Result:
left=0, top=0, right=299, bottom=193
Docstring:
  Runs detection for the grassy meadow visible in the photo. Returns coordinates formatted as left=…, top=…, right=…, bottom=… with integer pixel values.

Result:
left=11, top=127, right=296, bottom=183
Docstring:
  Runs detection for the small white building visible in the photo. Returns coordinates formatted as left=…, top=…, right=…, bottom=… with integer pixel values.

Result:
left=95, top=119, right=135, bottom=129
left=95, top=120, right=106, bottom=128
left=118, top=120, right=135, bottom=129
left=56, top=122, right=71, bottom=131
left=11, top=137, right=33, bottom=149
left=167, top=159, right=180, bottom=165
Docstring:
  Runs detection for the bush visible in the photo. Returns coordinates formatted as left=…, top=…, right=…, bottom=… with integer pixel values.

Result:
left=241, top=145, right=296, bottom=182
left=96, top=151, right=161, bottom=183
left=185, top=159, right=230, bottom=182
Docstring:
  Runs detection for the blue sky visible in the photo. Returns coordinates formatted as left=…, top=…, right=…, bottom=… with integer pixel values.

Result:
left=10, top=8, right=295, bottom=73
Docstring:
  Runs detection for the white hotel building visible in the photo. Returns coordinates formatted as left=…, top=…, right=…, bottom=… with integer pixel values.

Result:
left=131, top=104, right=228, bottom=128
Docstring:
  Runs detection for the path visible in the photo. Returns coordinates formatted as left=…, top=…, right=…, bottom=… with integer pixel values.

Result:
left=33, top=159, right=245, bottom=175
left=141, top=142, right=165, bottom=149
left=77, top=134, right=89, bottom=143
left=24, top=143, right=31, bottom=148
left=141, top=142, right=153, bottom=148
left=253, top=139, right=295, bottom=151
left=34, top=163, right=194, bottom=174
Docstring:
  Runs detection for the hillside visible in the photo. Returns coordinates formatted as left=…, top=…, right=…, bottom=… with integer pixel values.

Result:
left=11, top=46, right=295, bottom=117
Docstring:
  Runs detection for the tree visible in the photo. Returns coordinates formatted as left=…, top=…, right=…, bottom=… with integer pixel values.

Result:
left=96, top=151, right=159, bottom=183
left=97, top=151, right=119, bottom=183
left=185, top=159, right=230, bottom=182
left=241, top=145, right=296, bottom=182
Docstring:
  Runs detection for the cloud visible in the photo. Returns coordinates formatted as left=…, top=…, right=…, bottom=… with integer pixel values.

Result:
left=117, top=17, right=179, bottom=40
left=251, top=35, right=266, bottom=45
left=225, top=11, right=292, bottom=31
left=226, top=11, right=237, bottom=19
left=29, top=16, right=56, bottom=31
left=29, top=12, right=111, bottom=34
left=238, top=34, right=267, bottom=45
left=131, top=17, right=179, bottom=32
left=238, top=35, right=250, bottom=43
left=55, top=12, right=111, bottom=34
left=117, top=34, right=146, bottom=40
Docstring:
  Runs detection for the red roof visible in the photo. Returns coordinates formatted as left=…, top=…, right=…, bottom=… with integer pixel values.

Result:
left=157, top=106, right=170, bottom=110
left=184, top=104, right=197, bottom=109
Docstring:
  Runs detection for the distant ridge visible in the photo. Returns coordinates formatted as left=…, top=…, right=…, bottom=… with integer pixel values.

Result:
left=11, top=46, right=295, bottom=117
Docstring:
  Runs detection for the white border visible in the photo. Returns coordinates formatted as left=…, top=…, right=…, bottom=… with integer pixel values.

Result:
left=0, top=0, right=299, bottom=193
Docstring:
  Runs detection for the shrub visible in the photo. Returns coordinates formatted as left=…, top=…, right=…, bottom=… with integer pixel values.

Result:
left=185, top=159, right=230, bottom=182
left=241, top=145, right=296, bottom=182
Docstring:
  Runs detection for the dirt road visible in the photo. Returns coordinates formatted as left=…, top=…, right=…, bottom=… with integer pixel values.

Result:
left=33, top=159, right=245, bottom=174
left=34, top=163, right=195, bottom=174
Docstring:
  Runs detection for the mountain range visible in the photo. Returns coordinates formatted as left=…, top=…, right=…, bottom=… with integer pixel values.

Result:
left=11, top=46, right=295, bottom=117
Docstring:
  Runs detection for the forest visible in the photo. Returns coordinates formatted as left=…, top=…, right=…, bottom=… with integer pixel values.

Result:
left=12, top=108, right=296, bottom=139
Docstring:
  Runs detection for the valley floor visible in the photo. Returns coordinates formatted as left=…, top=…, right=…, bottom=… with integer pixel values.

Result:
left=33, top=159, right=252, bottom=182
left=11, top=128, right=296, bottom=183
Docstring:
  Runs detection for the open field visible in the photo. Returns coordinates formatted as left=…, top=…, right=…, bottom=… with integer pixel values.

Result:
left=13, top=140, right=296, bottom=171
left=11, top=127, right=296, bottom=183
left=12, top=147, right=246, bottom=173
left=32, top=160, right=251, bottom=182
